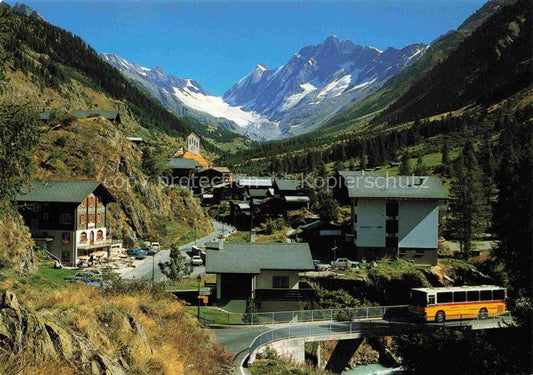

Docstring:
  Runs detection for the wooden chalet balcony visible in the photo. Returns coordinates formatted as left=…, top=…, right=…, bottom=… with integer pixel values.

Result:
left=255, top=288, right=317, bottom=302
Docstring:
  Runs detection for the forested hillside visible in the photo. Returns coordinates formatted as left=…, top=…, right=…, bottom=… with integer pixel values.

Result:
left=374, top=0, right=531, bottom=126
left=0, top=5, right=238, bottom=150
left=320, top=0, right=511, bottom=131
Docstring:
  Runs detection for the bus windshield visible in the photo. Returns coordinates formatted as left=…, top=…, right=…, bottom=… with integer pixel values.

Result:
left=411, top=290, right=427, bottom=307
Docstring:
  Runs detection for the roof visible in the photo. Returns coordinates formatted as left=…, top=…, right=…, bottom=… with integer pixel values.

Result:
left=167, top=158, right=201, bottom=169
left=205, top=242, right=314, bottom=274
left=71, top=110, right=119, bottom=120
left=338, top=171, right=448, bottom=200
left=126, top=137, right=144, bottom=143
left=16, top=180, right=114, bottom=203
left=274, top=178, right=304, bottom=192
left=412, top=285, right=505, bottom=293
left=196, top=167, right=230, bottom=175
left=181, top=150, right=209, bottom=169
left=248, top=189, right=269, bottom=198
left=284, top=196, right=310, bottom=203
left=236, top=177, right=272, bottom=188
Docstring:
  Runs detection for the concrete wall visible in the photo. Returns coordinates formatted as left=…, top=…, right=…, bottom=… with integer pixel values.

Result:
left=32, top=229, right=76, bottom=265
left=255, top=270, right=299, bottom=289
left=355, top=199, right=386, bottom=247
left=255, top=338, right=306, bottom=365
left=398, top=200, right=439, bottom=249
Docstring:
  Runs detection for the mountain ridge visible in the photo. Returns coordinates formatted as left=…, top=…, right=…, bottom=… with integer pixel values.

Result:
left=104, top=36, right=427, bottom=141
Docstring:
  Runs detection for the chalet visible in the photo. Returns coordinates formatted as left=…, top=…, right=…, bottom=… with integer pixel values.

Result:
left=167, top=158, right=201, bottom=182
left=272, top=178, right=310, bottom=210
left=333, top=171, right=448, bottom=266
left=16, top=180, right=115, bottom=266
left=205, top=242, right=316, bottom=312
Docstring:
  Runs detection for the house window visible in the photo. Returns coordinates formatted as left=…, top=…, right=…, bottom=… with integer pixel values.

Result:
left=88, top=214, right=94, bottom=223
left=97, top=230, right=104, bottom=240
left=79, top=214, right=85, bottom=224
left=272, top=276, right=289, bottom=289
left=386, top=220, right=398, bottom=234
left=61, top=213, right=73, bottom=224
left=96, top=197, right=101, bottom=205
left=386, top=200, right=399, bottom=217
left=386, top=237, right=398, bottom=248
left=415, top=249, right=424, bottom=257
left=80, top=232, right=88, bottom=243
left=97, top=213, right=101, bottom=223
left=62, top=233, right=71, bottom=245
left=30, top=219, right=39, bottom=230
left=43, top=213, right=49, bottom=220
left=80, top=199, right=86, bottom=208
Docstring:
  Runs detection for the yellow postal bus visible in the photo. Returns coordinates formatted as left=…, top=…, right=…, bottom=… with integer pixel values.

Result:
left=411, top=285, right=507, bottom=323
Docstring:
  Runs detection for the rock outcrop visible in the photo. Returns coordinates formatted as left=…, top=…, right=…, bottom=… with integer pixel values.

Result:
left=0, top=290, right=144, bottom=374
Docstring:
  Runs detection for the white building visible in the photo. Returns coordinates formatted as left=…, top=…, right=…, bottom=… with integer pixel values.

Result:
left=335, top=171, right=448, bottom=266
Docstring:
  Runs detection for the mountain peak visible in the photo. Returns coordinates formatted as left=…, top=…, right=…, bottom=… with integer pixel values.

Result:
left=255, top=63, right=268, bottom=72
left=13, top=3, right=46, bottom=22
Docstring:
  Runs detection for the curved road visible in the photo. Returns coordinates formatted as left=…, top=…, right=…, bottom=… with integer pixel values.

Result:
left=121, top=220, right=233, bottom=281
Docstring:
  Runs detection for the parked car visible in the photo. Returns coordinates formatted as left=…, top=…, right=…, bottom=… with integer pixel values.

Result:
left=146, top=248, right=158, bottom=256
left=330, top=258, right=358, bottom=269
left=127, top=248, right=147, bottom=259
left=313, top=259, right=331, bottom=271
left=190, top=255, right=203, bottom=266
left=150, top=242, right=160, bottom=251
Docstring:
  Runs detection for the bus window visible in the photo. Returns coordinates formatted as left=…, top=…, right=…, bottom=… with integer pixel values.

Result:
left=493, top=289, right=505, bottom=300
left=411, top=290, right=427, bottom=306
left=453, top=291, right=466, bottom=302
left=428, top=295, right=435, bottom=305
left=437, top=292, right=452, bottom=303
left=480, top=290, right=492, bottom=301
left=467, top=290, right=479, bottom=302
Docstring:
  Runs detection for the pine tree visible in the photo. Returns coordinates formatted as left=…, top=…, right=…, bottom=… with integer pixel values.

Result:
left=441, top=137, right=451, bottom=176
left=493, top=126, right=532, bottom=298
left=449, top=143, right=489, bottom=259
left=399, top=152, right=411, bottom=175
left=414, top=154, right=429, bottom=175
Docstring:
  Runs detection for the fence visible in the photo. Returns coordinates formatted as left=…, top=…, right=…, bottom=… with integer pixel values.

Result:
left=198, top=305, right=406, bottom=325
left=248, top=311, right=513, bottom=356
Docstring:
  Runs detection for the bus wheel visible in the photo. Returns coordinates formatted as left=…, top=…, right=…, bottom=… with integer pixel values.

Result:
left=479, top=308, right=488, bottom=320
left=435, top=311, right=445, bottom=323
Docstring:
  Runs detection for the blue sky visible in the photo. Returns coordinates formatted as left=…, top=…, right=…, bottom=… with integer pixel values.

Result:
left=17, top=1, right=485, bottom=95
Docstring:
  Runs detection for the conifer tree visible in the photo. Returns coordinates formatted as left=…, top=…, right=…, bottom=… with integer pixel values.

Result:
left=449, top=141, right=489, bottom=259
left=414, top=154, right=429, bottom=175
left=399, top=152, right=411, bottom=175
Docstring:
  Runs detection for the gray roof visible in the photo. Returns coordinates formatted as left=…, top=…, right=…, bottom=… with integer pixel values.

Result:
left=236, top=177, right=272, bottom=188
left=71, top=110, right=119, bottom=120
left=284, top=196, right=310, bottom=203
left=274, top=178, right=303, bottom=192
left=206, top=242, right=314, bottom=274
left=16, top=180, right=114, bottom=203
left=248, top=189, right=269, bottom=198
left=339, top=171, right=448, bottom=200
left=167, top=158, right=201, bottom=169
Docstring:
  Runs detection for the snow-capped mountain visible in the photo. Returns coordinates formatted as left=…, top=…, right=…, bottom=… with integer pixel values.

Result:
left=224, top=36, right=428, bottom=137
left=101, top=53, right=278, bottom=139
left=102, top=36, right=427, bottom=140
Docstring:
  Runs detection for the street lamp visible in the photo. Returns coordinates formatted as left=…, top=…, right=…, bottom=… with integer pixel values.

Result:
left=197, top=274, right=202, bottom=319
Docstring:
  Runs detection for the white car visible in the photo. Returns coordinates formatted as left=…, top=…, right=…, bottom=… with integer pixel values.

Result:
left=331, top=258, right=351, bottom=269
left=190, top=255, right=203, bottom=266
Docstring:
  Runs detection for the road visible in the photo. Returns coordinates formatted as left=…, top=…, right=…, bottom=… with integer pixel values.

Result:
left=120, top=220, right=234, bottom=281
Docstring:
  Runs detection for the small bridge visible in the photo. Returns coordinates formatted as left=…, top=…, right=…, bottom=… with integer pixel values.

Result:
left=211, top=310, right=514, bottom=374
left=247, top=313, right=513, bottom=365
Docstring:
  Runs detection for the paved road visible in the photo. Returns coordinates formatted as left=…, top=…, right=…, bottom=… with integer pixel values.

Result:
left=121, top=220, right=234, bottom=281
left=210, top=326, right=270, bottom=355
